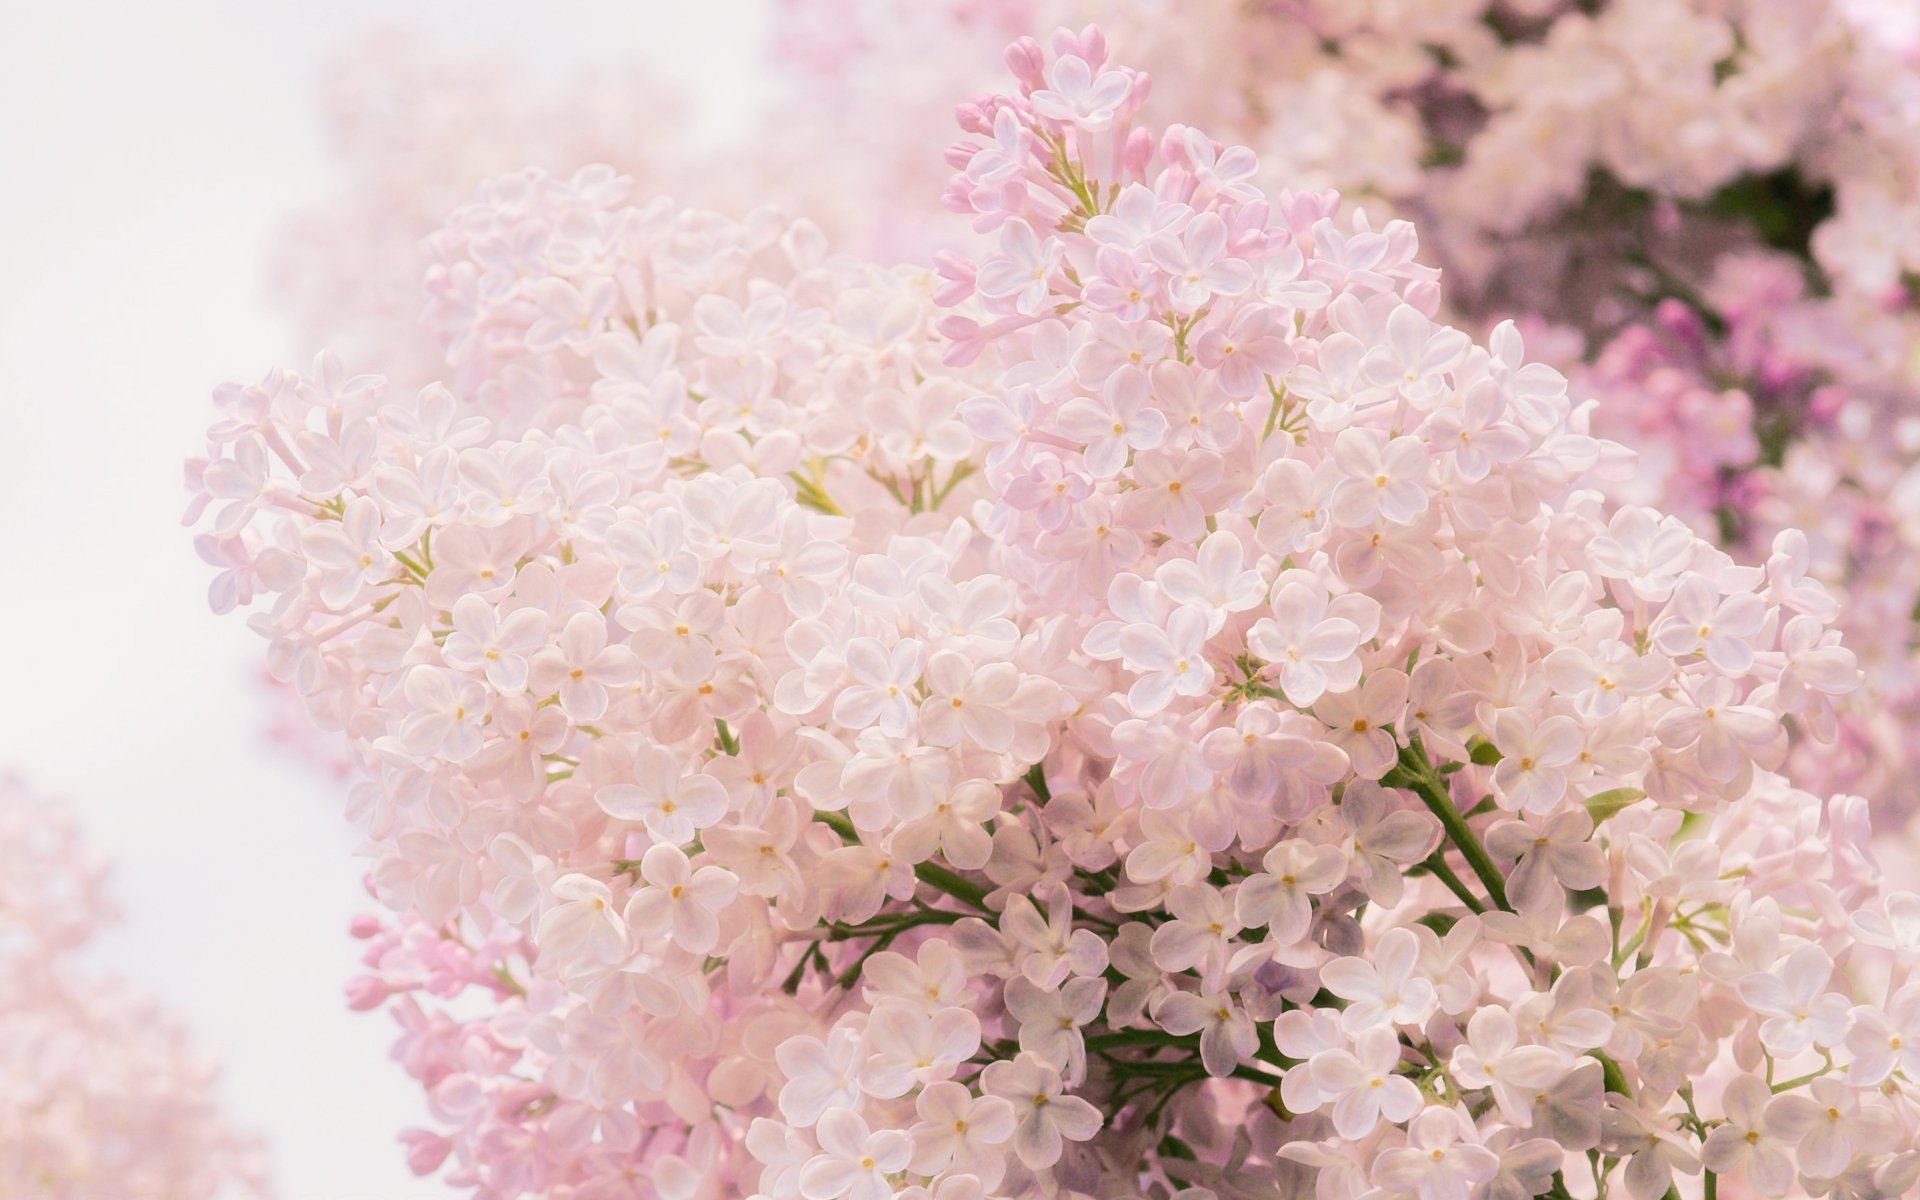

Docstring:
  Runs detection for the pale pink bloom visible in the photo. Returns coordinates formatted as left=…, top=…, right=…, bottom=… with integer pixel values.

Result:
left=832, top=638, right=924, bottom=736
left=301, top=495, right=391, bottom=608
left=371, top=446, right=460, bottom=547
left=1314, top=669, right=1407, bottom=779
left=621, top=842, right=737, bottom=955
left=1319, top=783, right=1441, bottom=909
left=1057, top=367, right=1168, bottom=478
left=757, top=514, right=849, bottom=619
left=1151, top=359, right=1242, bottom=452
left=1148, top=883, right=1242, bottom=983
left=1486, top=810, right=1607, bottom=911
left=979, top=1052, right=1101, bottom=1170
left=1028, top=54, right=1132, bottom=131
left=1762, top=529, right=1839, bottom=622
left=1290, top=331, right=1388, bottom=431
left=798, top=1107, right=913, bottom=1200
left=295, top=418, right=376, bottom=495
left=917, top=575, right=1020, bottom=654
left=917, top=652, right=1023, bottom=752
left=398, top=666, right=489, bottom=762
left=468, top=695, right=568, bottom=798
left=861, top=1001, right=982, bottom=1097
left=1005, top=976, right=1103, bottom=1082
left=893, top=778, right=999, bottom=870
left=486, top=833, right=551, bottom=925
left=1448, top=1007, right=1567, bottom=1125
left=1153, top=986, right=1258, bottom=1077
left=441, top=593, right=547, bottom=692
left=1267, top=1006, right=1342, bottom=1107
left=1481, top=904, right=1610, bottom=969
left=1772, top=614, right=1859, bottom=713
left=1736, top=945, right=1851, bottom=1057
left=201, top=434, right=270, bottom=537
left=536, top=873, right=631, bottom=964
left=1002, top=885, right=1108, bottom=989
left=597, top=750, right=729, bottom=844
left=1245, top=580, right=1364, bottom=707
left=1359, top=304, right=1470, bottom=407
left=524, top=276, right=616, bottom=355
left=1329, top=429, right=1430, bottom=527
left=1849, top=891, right=1920, bottom=959
left=1422, top=378, right=1529, bottom=481
left=1700, top=1076, right=1797, bottom=1197
left=1541, top=642, right=1670, bottom=719
left=624, top=591, right=725, bottom=684
left=1846, top=984, right=1920, bottom=1085
left=1117, top=448, right=1222, bottom=541
left=528, top=611, right=640, bottom=721
left=1083, top=185, right=1187, bottom=253
left=1194, top=304, right=1295, bottom=397
left=1652, top=572, right=1767, bottom=674
left=818, top=842, right=918, bottom=925
left=1586, top=507, right=1698, bottom=602
left=1489, top=708, right=1584, bottom=814
left=1155, top=529, right=1266, bottom=635
left=975, top=219, right=1060, bottom=316
left=1764, top=1078, right=1902, bottom=1180
left=776, top=1028, right=866, bottom=1126
left=871, top=378, right=974, bottom=465
left=1236, top=839, right=1347, bottom=945
left=1652, top=676, right=1779, bottom=784
left=1370, top=1106, right=1501, bottom=1200
left=605, top=510, right=700, bottom=600
left=457, top=442, right=552, bottom=525
left=1123, top=808, right=1216, bottom=886
left=1319, top=928, right=1437, bottom=1032
left=703, top=797, right=803, bottom=898
left=1308, top=1026, right=1422, bottom=1138
left=1150, top=212, right=1254, bottom=310
left=1117, top=606, right=1215, bottom=717
left=1600, top=1098, right=1702, bottom=1200
left=909, top=1082, right=1015, bottom=1184
left=1202, top=705, right=1350, bottom=812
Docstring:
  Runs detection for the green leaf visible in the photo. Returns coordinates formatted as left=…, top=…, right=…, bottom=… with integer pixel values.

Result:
left=1584, top=787, right=1646, bottom=825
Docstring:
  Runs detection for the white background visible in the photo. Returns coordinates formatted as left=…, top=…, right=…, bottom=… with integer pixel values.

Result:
left=0, top=3, right=765, bottom=1197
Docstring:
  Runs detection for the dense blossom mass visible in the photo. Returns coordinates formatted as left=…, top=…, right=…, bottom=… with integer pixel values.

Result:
left=195, top=15, right=1920, bottom=1200
left=280, top=0, right=1920, bottom=822
left=0, top=777, right=269, bottom=1198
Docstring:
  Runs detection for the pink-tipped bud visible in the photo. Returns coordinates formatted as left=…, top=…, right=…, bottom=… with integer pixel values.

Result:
left=954, top=100, right=993, bottom=136
left=400, top=1128, right=455, bottom=1175
left=344, top=974, right=393, bottom=1011
left=1005, top=37, right=1046, bottom=90
left=348, top=913, right=384, bottom=939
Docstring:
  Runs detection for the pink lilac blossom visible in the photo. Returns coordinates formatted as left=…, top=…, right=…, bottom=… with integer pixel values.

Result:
left=265, top=0, right=1920, bottom=837
left=0, top=775, right=271, bottom=1198
left=191, top=25, right=1920, bottom=1200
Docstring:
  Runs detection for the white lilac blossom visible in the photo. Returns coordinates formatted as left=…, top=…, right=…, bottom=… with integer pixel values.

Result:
left=192, top=25, right=1920, bottom=1200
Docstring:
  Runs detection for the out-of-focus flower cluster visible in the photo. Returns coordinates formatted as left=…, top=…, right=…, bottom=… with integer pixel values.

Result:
left=192, top=26, right=1920, bottom=1200
left=0, top=776, right=270, bottom=1198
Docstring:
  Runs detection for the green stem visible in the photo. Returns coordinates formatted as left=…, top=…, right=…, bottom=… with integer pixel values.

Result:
left=1416, top=853, right=1487, bottom=914
left=813, top=811, right=992, bottom=911
left=1388, top=743, right=1511, bottom=912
